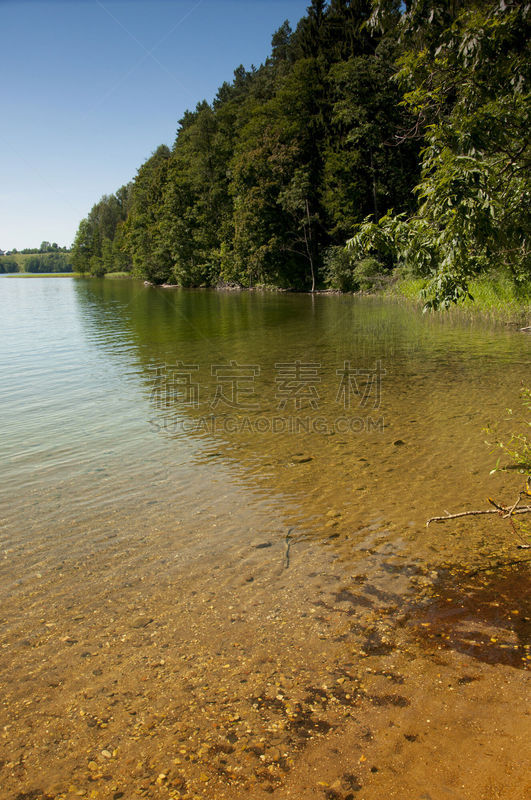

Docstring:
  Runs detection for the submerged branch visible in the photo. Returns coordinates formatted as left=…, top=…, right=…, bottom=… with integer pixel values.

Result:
left=284, top=528, right=293, bottom=569
left=426, top=504, right=531, bottom=527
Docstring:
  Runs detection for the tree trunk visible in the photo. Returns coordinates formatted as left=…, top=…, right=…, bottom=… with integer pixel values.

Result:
left=370, top=148, right=378, bottom=220
left=305, top=198, right=316, bottom=293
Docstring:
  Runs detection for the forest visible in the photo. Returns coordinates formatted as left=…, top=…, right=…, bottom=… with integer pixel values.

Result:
left=22, top=253, right=73, bottom=273
left=0, top=242, right=73, bottom=273
left=0, top=251, right=72, bottom=274
left=71, top=0, right=529, bottom=309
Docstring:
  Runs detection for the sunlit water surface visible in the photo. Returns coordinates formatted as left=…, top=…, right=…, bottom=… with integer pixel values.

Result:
left=0, top=276, right=529, bottom=578
left=1, top=276, right=530, bottom=799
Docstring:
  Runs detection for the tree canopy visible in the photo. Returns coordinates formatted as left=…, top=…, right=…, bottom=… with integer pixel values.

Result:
left=72, top=0, right=529, bottom=306
left=348, top=0, right=530, bottom=308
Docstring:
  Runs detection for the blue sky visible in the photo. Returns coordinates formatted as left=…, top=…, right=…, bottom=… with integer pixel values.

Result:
left=0, top=0, right=310, bottom=250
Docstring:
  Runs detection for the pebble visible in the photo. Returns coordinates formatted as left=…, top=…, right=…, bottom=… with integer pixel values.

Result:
left=292, top=454, right=313, bottom=463
left=268, top=747, right=281, bottom=762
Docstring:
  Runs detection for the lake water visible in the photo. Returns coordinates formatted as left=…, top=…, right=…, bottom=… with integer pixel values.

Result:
left=1, top=277, right=528, bottom=554
left=0, top=276, right=529, bottom=799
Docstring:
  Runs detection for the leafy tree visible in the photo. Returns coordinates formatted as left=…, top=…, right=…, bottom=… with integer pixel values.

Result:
left=0, top=258, right=19, bottom=273
left=278, top=168, right=318, bottom=290
left=25, top=253, right=72, bottom=272
left=124, top=145, right=173, bottom=283
left=270, top=20, right=293, bottom=66
left=324, top=30, right=420, bottom=238
left=161, top=101, right=234, bottom=286
left=348, top=0, right=530, bottom=308
left=72, top=184, right=133, bottom=275
left=71, top=219, right=93, bottom=273
left=71, top=0, right=524, bottom=305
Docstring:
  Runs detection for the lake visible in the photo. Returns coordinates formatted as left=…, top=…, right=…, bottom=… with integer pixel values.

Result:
left=0, top=276, right=529, bottom=799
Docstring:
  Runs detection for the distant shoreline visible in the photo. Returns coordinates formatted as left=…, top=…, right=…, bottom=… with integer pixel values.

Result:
left=4, top=272, right=79, bottom=278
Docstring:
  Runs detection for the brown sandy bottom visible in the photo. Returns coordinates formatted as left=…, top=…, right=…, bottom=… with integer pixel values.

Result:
left=0, top=518, right=529, bottom=800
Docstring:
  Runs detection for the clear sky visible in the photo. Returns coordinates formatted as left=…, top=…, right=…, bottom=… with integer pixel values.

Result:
left=0, top=0, right=310, bottom=250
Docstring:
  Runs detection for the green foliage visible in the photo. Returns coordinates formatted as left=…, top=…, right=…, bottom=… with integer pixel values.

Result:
left=347, top=211, right=444, bottom=282
left=72, top=184, right=132, bottom=276
left=18, top=243, right=69, bottom=255
left=72, top=1, right=419, bottom=289
left=24, top=252, right=72, bottom=273
left=349, top=0, right=531, bottom=309
left=324, top=247, right=383, bottom=292
left=0, top=258, right=19, bottom=273
left=324, top=41, right=419, bottom=241
left=324, top=245, right=355, bottom=291
left=161, top=103, right=232, bottom=286
left=71, top=219, right=92, bottom=273
left=89, top=255, right=105, bottom=278
left=353, top=257, right=385, bottom=291
left=125, top=142, right=174, bottom=284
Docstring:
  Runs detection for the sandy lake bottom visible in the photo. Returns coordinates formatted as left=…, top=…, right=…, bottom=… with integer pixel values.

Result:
left=0, top=278, right=529, bottom=799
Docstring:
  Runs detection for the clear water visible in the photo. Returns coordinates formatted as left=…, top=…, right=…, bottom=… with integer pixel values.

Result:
left=0, top=276, right=529, bottom=799
left=0, top=276, right=529, bottom=574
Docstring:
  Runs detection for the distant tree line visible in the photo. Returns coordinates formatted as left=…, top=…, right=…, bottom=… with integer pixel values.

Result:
left=15, top=242, right=70, bottom=255
left=24, top=253, right=72, bottom=273
left=0, top=251, right=72, bottom=273
left=0, top=259, right=19, bottom=273
left=71, top=0, right=530, bottom=307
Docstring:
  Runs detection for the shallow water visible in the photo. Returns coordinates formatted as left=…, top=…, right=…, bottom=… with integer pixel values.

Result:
left=1, top=277, right=528, bottom=552
left=0, top=277, right=529, bottom=799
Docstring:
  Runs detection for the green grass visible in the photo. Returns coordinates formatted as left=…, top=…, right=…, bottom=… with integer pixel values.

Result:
left=390, top=273, right=530, bottom=321
left=103, top=271, right=132, bottom=279
left=391, top=277, right=427, bottom=302
left=460, top=275, right=530, bottom=315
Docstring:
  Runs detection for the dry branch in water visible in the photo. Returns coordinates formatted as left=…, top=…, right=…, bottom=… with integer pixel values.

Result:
left=427, top=489, right=531, bottom=550
left=426, top=506, right=531, bottom=525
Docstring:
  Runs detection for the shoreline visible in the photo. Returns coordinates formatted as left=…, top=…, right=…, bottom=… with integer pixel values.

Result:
left=141, top=275, right=531, bottom=325
left=4, top=272, right=78, bottom=278
left=5, top=270, right=529, bottom=324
